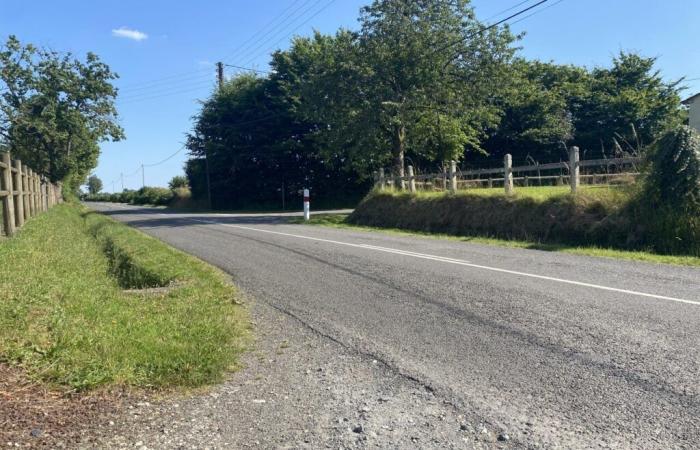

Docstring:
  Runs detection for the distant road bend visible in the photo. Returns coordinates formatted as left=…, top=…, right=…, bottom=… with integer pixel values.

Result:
left=90, top=202, right=700, bottom=448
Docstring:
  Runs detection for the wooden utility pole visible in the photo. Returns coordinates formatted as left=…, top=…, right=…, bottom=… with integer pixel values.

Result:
left=217, top=62, right=224, bottom=91
left=204, top=63, right=224, bottom=210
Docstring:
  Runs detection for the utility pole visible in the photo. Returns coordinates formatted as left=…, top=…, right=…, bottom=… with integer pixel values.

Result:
left=204, top=63, right=223, bottom=210
left=141, top=164, right=145, bottom=189
left=120, top=173, right=124, bottom=191
left=216, top=62, right=224, bottom=91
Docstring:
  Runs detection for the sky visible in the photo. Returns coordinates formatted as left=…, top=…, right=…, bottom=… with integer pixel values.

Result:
left=2, top=0, right=699, bottom=192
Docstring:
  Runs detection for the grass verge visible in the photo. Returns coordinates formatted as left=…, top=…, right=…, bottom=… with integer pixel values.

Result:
left=0, top=203, right=249, bottom=391
left=291, top=212, right=700, bottom=267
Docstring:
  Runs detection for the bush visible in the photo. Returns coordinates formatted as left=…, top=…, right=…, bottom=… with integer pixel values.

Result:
left=644, top=126, right=700, bottom=214
left=131, top=187, right=173, bottom=206
left=168, top=175, right=189, bottom=190
left=630, top=126, right=700, bottom=254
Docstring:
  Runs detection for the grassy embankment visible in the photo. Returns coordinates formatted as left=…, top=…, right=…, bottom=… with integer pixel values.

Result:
left=0, top=203, right=249, bottom=391
left=294, top=186, right=700, bottom=266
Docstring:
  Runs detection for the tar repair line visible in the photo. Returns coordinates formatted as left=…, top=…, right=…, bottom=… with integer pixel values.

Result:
left=174, top=216, right=699, bottom=307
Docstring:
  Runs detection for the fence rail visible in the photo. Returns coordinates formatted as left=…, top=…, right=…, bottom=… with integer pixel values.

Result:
left=0, top=151, right=63, bottom=237
left=374, top=147, right=642, bottom=194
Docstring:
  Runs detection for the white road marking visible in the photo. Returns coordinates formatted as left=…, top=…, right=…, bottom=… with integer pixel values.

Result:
left=185, top=217, right=700, bottom=307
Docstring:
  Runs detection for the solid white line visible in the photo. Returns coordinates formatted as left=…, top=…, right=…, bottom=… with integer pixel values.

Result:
left=184, top=218, right=700, bottom=307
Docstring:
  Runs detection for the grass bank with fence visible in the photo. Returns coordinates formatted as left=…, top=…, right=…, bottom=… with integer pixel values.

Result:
left=0, top=202, right=249, bottom=391
left=348, top=136, right=700, bottom=258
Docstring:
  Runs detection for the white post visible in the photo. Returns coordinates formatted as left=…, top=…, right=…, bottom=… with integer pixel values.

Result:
left=303, top=189, right=310, bottom=221
left=504, top=154, right=514, bottom=195
left=569, top=146, right=580, bottom=193
left=449, top=160, right=457, bottom=193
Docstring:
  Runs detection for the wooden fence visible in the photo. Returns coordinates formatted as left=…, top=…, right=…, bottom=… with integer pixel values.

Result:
left=375, top=147, right=642, bottom=194
left=0, top=151, right=63, bottom=237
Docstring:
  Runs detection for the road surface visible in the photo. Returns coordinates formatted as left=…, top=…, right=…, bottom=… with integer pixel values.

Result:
left=88, top=202, right=700, bottom=449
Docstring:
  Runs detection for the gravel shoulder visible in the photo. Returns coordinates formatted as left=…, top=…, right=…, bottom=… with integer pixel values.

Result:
left=88, top=298, right=513, bottom=449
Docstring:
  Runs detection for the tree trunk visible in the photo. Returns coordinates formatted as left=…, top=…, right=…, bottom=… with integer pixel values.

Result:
left=392, top=124, right=406, bottom=189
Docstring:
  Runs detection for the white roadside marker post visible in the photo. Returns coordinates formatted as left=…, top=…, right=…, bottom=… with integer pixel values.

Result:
left=303, top=189, right=310, bottom=221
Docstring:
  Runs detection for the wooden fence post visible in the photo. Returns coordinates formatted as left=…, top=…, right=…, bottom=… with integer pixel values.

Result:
left=42, top=179, right=48, bottom=211
left=569, top=146, right=580, bottom=193
left=504, top=154, right=514, bottom=195
left=407, top=165, right=416, bottom=193
left=449, top=160, right=457, bottom=193
left=34, top=171, right=39, bottom=213
left=1, top=152, right=16, bottom=236
left=524, top=175, right=529, bottom=187
left=22, top=164, right=30, bottom=219
left=12, top=159, right=24, bottom=228
left=30, top=169, right=37, bottom=217
left=488, top=177, right=493, bottom=189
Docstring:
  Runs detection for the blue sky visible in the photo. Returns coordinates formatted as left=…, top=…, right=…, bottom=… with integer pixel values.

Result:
left=2, top=0, right=699, bottom=192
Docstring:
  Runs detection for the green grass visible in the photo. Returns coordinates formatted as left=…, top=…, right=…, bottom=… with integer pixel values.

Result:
left=397, top=184, right=632, bottom=201
left=291, top=213, right=700, bottom=267
left=0, top=203, right=249, bottom=391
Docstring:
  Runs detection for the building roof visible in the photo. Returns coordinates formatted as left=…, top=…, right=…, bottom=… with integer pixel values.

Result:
left=682, top=93, right=700, bottom=105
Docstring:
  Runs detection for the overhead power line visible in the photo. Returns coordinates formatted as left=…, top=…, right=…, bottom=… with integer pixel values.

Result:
left=235, top=0, right=325, bottom=64
left=244, top=0, right=340, bottom=67
left=222, top=0, right=319, bottom=63
left=508, top=0, right=567, bottom=26
left=223, top=63, right=271, bottom=75
left=436, top=0, right=550, bottom=53
left=484, top=0, right=538, bottom=21
left=144, top=146, right=186, bottom=168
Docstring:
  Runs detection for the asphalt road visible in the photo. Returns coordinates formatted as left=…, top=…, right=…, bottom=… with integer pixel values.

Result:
left=88, top=202, right=700, bottom=449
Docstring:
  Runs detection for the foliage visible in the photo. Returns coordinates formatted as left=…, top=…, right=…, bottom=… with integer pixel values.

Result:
left=186, top=73, right=369, bottom=210
left=168, top=175, right=189, bottom=190
left=131, top=186, right=173, bottom=206
left=644, top=126, right=700, bottom=213
left=484, top=60, right=587, bottom=162
left=0, top=204, right=248, bottom=390
left=279, top=0, right=516, bottom=177
left=0, top=36, right=123, bottom=192
left=574, top=53, right=685, bottom=155
left=86, top=175, right=103, bottom=195
left=182, top=3, right=686, bottom=209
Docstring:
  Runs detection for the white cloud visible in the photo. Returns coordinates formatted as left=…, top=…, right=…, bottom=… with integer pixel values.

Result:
left=112, top=27, right=148, bottom=41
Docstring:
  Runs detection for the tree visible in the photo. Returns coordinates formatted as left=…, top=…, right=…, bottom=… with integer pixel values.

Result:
left=186, top=73, right=368, bottom=209
left=87, top=175, right=103, bottom=195
left=285, top=0, right=516, bottom=177
left=168, top=175, right=189, bottom=190
left=0, top=35, right=123, bottom=190
left=483, top=60, right=588, bottom=163
left=573, top=52, right=685, bottom=156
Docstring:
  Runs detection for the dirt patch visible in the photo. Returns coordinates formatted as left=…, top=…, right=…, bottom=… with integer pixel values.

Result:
left=0, top=364, right=139, bottom=448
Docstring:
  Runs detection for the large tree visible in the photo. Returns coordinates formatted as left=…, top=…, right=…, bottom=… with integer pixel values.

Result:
left=0, top=35, right=123, bottom=190
left=284, top=0, right=517, bottom=177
